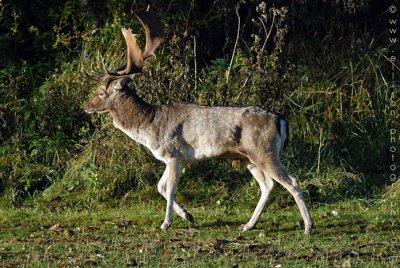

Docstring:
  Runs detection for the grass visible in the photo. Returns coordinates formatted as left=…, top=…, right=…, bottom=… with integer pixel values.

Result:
left=1, top=196, right=399, bottom=267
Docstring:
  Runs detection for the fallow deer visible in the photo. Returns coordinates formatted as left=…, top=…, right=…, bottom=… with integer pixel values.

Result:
left=84, top=6, right=313, bottom=234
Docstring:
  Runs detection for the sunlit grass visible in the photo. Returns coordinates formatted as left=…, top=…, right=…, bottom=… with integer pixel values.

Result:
left=1, top=197, right=399, bottom=267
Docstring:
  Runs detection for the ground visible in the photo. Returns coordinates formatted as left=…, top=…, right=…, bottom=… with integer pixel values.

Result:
left=1, top=197, right=399, bottom=267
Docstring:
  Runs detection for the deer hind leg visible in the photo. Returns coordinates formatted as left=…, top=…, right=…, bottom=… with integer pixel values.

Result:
left=157, top=159, right=193, bottom=230
left=240, top=163, right=275, bottom=231
left=262, top=158, right=313, bottom=235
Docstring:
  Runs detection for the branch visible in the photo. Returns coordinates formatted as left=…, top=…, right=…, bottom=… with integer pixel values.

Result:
left=226, top=3, right=241, bottom=84
left=193, top=35, right=197, bottom=91
left=259, top=10, right=276, bottom=54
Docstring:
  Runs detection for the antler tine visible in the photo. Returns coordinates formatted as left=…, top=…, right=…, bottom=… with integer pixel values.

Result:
left=82, top=69, right=104, bottom=81
left=82, top=57, right=110, bottom=81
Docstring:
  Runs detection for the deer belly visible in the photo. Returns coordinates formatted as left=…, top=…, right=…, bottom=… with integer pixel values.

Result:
left=190, top=139, right=233, bottom=161
left=185, top=125, right=242, bottom=161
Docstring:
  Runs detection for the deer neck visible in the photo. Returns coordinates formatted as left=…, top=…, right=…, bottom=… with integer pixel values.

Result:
left=109, top=90, right=156, bottom=141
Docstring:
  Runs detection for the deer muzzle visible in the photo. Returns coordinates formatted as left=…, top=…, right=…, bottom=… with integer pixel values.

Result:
left=84, top=104, right=95, bottom=114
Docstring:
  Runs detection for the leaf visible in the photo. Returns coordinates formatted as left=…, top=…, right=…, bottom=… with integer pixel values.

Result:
left=49, top=223, right=62, bottom=231
left=30, top=149, right=38, bottom=157
left=162, top=249, right=173, bottom=255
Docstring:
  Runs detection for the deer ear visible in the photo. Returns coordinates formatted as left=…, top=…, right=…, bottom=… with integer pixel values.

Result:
left=112, top=78, right=130, bottom=90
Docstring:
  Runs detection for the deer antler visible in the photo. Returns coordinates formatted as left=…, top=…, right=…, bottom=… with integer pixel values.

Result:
left=85, top=5, right=164, bottom=79
left=110, top=5, right=164, bottom=76
left=135, top=5, right=165, bottom=60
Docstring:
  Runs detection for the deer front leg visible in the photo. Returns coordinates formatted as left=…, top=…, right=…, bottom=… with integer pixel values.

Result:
left=159, top=159, right=183, bottom=230
left=157, top=165, right=194, bottom=224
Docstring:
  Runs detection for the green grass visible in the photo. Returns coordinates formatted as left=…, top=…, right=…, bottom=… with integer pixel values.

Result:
left=1, top=198, right=399, bottom=267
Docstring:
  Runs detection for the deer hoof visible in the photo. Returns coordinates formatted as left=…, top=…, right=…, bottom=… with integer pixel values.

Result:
left=185, top=212, right=195, bottom=223
left=303, top=221, right=313, bottom=235
left=239, top=224, right=252, bottom=232
left=304, top=227, right=312, bottom=235
left=160, top=222, right=171, bottom=230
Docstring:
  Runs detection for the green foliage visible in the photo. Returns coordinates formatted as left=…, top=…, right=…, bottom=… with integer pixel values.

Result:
left=0, top=0, right=398, bottom=207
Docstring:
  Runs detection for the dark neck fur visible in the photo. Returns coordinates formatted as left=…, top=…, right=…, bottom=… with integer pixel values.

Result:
left=110, top=88, right=155, bottom=130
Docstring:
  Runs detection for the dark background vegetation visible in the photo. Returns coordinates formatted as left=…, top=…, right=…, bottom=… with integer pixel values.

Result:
left=0, top=0, right=398, bottom=207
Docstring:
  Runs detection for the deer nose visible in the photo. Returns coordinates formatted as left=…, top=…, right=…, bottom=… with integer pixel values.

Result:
left=84, top=104, right=94, bottom=114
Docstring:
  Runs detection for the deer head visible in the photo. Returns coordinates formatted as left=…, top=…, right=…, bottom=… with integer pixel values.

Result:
left=84, top=6, right=164, bottom=114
